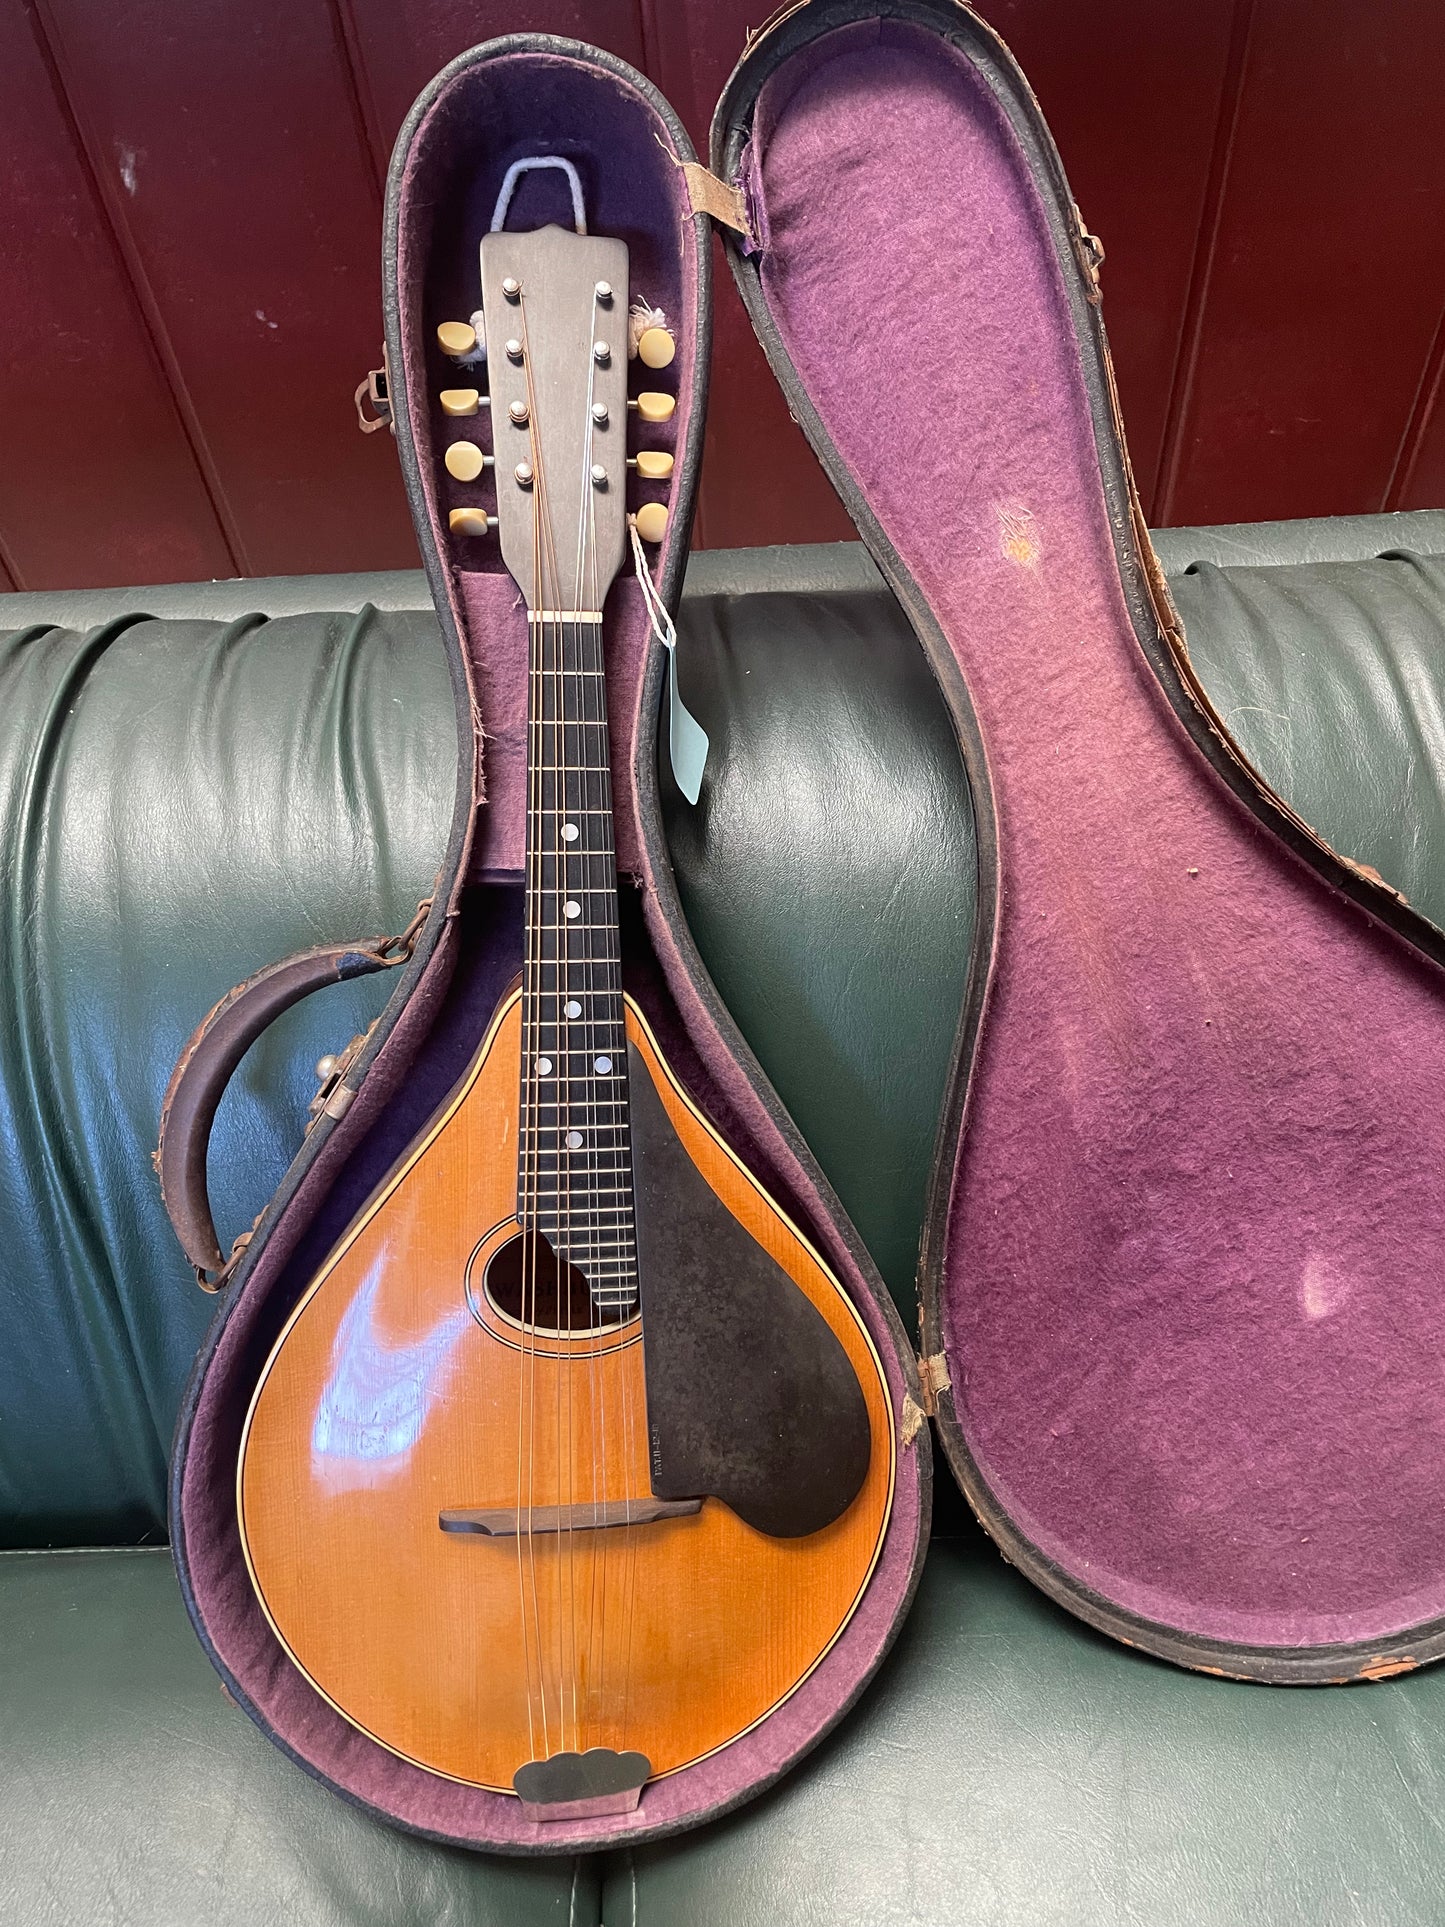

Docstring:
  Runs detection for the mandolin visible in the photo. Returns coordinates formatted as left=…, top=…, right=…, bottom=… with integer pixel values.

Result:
left=237, top=192, right=893, bottom=1822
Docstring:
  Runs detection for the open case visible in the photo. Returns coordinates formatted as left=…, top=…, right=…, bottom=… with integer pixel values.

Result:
left=712, top=0, right=1445, bottom=1685
left=167, top=0, right=1445, bottom=1861
left=166, top=35, right=929, bottom=1854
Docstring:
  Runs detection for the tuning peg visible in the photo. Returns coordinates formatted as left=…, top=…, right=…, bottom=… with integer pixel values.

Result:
left=628, top=450, right=675, bottom=480
left=449, top=507, right=492, bottom=537
left=444, top=441, right=492, bottom=482
left=629, top=392, right=676, bottom=424
left=637, top=326, right=676, bottom=370
left=437, top=320, right=477, bottom=358
left=440, top=388, right=485, bottom=417
left=634, top=502, right=669, bottom=544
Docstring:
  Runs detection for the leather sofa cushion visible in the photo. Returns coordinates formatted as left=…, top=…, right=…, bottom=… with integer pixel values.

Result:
left=604, top=1521, right=1445, bottom=1926
left=5, top=535, right=1445, bottom=1548
left=0, top=1546, right=596, bottom=1925
left=1174, top=550, right=1445, bottom=928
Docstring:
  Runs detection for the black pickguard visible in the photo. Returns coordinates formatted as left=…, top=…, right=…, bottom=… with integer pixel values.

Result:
left=626, top=1042, right=872, bottom=1539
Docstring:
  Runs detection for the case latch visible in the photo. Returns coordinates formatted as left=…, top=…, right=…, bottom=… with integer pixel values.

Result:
left=355, top=357, right=393, bottom=435
left=307, top=1020, right=378, bottom=1129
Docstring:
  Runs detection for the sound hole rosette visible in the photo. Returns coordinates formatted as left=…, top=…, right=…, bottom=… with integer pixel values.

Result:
left=463, top=1218, right=640, bottom=1353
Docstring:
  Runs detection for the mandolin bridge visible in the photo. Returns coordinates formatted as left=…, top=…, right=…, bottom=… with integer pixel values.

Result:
left=439, top=1497, right=701, bottom=1537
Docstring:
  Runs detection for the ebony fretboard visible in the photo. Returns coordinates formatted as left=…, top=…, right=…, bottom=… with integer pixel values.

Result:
left=518, top=611, right=637, bottom=1316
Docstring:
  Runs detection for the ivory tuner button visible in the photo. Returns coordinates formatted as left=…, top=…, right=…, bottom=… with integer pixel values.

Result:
left=634, top=501, right=669, bottom=544
left=440, top=387, right=480, bottom=417
left=629, top=449, right=675, bottom=480
left=637, top=325, right=676, bottom=370
left=436, top=320, right=477, bottom=357
left=444, top=441, right=486, bottom=482
left=630, top=391, right=676, bottom=424
left=449, top=506, right=492, bottom=537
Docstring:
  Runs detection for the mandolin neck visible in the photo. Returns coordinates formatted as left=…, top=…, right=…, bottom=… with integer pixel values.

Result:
left=518, top=608, right=637, bottom=1316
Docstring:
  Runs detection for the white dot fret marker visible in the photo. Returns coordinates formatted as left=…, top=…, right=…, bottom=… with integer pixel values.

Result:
left=564, top=1000, right=582, bottom=1019
left=565, top=1130, right=584, bottom=1150
left=594, top=1056, right=613, bottom=1075
left=564, top=900, right=581, bottom=919
left=537, top=1058, right=553, bottom=1077
left=561, top=823, right=579, bottom=842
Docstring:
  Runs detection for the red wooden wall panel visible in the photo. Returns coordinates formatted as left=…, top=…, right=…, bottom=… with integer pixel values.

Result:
left=2, top=0, right=1444, bottom=592
left=989, top=0, right=1238, bottom=516
left=342, top=1, right=644, bottom=168
left=0, top=1, right=232, bottom=588
left=1393, top=332, right=1445, bottom=512
left=1155, top=0, right=1445, bottom=525
left=33, top=0, right=416, bottom=576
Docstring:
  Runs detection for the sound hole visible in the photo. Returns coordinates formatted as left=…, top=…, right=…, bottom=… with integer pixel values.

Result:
left=483, top=1229, right=622, bottom=1334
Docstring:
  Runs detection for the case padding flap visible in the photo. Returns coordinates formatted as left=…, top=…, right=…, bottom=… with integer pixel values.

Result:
left=716, top=0, right=1445, bottom=1679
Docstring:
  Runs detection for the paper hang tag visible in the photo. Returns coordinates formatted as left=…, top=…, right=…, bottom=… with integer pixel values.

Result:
left=630, top=522, right=709, bottom=805
left=665, top=646, right=710, bottom=807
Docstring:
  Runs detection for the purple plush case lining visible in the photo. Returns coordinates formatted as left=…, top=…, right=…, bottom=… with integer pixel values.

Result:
left=716, top=0, right=1445, bottom=1682
left=168, top=36, right=928, bottom=1854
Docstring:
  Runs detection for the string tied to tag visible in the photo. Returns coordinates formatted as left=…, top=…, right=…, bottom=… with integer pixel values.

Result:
left=630, top=519, right=709, bottom=806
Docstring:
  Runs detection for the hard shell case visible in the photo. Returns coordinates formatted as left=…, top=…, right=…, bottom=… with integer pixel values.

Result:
left=168, top=34, right=929, bottom=1856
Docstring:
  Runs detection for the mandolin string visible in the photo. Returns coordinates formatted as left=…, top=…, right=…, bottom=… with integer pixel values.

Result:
left=515, top=327, right=540, bottom=1765
left=521, top=310, right=544, bottom=1762
left=570, top=289, right=604, bottom=1765
left=528, top=292, right=594, bottom=1756
left=518, top=291, right=555, bottom=1759
left=557, top=292, right=603, bottom=1760
left=594, top=426, right=640, bottom=1759
left=589, top=371, right=624, bottom=1749
left=537, top=331, right=571, bottom=1757
left=615, top=535, right=645, bottom=1761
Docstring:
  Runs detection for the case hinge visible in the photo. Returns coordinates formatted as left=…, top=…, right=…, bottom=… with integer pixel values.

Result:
left=901, top=1352, right=952, bottom=1446
left=681, top=162, right=752, bottom=241
left=1073, top=205, right=1105, bottom=301
left=917, top=1350, right=952, bottom=1416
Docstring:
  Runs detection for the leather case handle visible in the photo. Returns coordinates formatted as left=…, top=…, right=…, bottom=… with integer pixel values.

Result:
left=156, top=902, right=429, bottom=1288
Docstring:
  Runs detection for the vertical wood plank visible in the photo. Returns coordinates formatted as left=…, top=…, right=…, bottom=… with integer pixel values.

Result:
left=1386, top=307, right=1445, bottom=512
left=1157, top=0, right=1445, bottom=525
left=344, top=2, right=645, bottom=156
left=36, top=0, right=420, bottom=578
left=0, top=1, right=232, bottom=590
left=989, top=0, right=1236, bottom=521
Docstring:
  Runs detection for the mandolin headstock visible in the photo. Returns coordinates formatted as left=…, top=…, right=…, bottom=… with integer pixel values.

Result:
left=478, top=225, right=630, bottom=613
left=435, top=207, right=678, bottom=602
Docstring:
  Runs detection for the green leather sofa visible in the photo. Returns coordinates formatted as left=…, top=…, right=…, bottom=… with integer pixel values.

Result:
left=5, top=511, right=1445, bottom=1925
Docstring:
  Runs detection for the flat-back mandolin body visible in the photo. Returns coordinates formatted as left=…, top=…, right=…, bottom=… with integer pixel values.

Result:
left=239, top=986, right=893, bottom=1793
